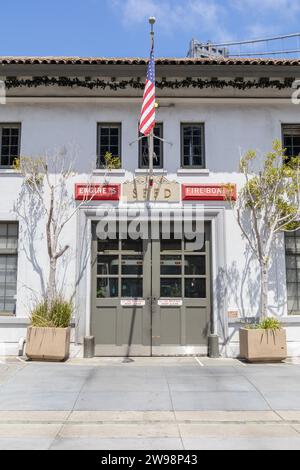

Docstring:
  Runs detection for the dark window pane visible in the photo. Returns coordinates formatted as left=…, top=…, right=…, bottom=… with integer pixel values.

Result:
left=122, top=239, right=143, bottom=252
left=185, top=256, right=206, bottom=275
left=139, top=124, right=163, bottom=168
left=185, top=278, right=206, bottom=298
left=98, top=239, right=119, bottom=252
left=161, top=238, right=182, bottom=252
left=122, top=255, right=143, bottom=275
left=98, top=124, right=121, bottom=168
left=0, top=226, right=18, bottom=314
left=100, top=136, right=109, bottom=146
left=97, top=278, right=118, bottom=298
left=1, top=126, right=20, bottom=167
left=182, top=124, right=204, bottom=168
left=11, top=146, right=19, bottom=156
left=97, top=256, right=119, bottom=275
left=285, top=229, right=300, bottom=315
left=110, top=146, right=119, bottom=156
left=110, top=136, right=119, bottom=147
left=110, top=128, right=119, bottom=136
left=122, top=279, right=143, bottom=298
left=184, top=128, right=191, bottom=137
left=1, top=146, right=9, bottom=156
left=161, top=279, right=182, bottom=298
left=161, top=255, right=182, bottom=275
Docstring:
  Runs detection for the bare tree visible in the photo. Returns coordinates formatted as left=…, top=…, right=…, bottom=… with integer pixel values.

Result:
left=15, top=150, right=94, bottom=306
left=228, top=140, right=300, bottom=319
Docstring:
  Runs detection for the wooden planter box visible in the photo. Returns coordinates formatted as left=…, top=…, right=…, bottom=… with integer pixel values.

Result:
left=239, top=328, right=287, bottom=363
left=26, top=327, right=70, bottom=362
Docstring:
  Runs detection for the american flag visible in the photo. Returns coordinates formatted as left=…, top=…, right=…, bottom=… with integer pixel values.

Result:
left=139, top=46, right=156, bottom=136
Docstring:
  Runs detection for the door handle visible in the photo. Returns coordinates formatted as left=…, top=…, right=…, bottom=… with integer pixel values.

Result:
left=151, top=297, right=159, bottom=314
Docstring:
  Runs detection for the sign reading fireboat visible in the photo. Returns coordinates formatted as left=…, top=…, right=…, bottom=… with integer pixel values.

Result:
left=182, top=184, right=237, bottom=201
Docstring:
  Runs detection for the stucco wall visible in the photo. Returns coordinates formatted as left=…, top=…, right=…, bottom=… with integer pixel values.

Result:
left=0, top=99, right=299, bottom=356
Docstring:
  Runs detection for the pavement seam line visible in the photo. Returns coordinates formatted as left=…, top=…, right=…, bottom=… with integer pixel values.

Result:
left=291, top=424, right=300, bottom=436
left=239, top=370, right=279, bottom=414
left=49, top=367, right=96, bottom=449
left=165, top=369, right=185, bottom=450
left=194, top=357, right=204, bottom=367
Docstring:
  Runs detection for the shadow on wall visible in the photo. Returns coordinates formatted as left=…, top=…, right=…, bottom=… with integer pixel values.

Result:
left=14, top=179, right=89, bottom=317
left=15, top=183, right=47, bottom=307
left=216, top=211, right=287, bottom=347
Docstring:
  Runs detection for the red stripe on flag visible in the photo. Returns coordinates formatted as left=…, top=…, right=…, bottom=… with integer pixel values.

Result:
left=139, top=106, right=155, bottom=133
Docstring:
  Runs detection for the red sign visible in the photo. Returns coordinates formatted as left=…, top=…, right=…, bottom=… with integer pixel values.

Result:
left=182, top=184, right=237, bottom=201
left=75, top=184, right=121, bottom=201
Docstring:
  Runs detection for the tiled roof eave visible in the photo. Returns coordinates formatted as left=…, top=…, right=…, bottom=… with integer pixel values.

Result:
left=1, top=56, right=300, bottom=66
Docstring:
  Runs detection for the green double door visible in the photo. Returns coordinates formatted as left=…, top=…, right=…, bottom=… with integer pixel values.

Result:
left=91, top=223, right=211, bottom=356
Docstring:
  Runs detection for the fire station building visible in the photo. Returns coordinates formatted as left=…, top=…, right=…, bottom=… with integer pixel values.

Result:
left=0, top=56, right=300, bottom=357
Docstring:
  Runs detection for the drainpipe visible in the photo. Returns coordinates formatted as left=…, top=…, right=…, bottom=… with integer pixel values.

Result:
left=18, top=337, right=26, bottom=357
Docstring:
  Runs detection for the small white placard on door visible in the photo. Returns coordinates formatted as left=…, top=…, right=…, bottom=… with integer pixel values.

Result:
left=121, top=299, right=146, bottom=307
left=158, top=299, right=183, bottom=307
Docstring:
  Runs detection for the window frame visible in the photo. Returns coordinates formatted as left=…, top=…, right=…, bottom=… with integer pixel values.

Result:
left=285, top=230, right=300, bottom=316
left=282, top=124, right=300, bottom=163
left=96, top=123, right=122, bottom=169
left=0, top=222, right=19, bottom=316
left=138, top=123, right=164, bottom=169
left=0, top=123, right=21, bottom=169
left=181, top=123, right=206, bottom=169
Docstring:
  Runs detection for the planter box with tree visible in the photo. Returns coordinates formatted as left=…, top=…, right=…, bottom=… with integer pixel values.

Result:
left=14, top=153, right=94, bottom=361
left=228, top=141, right=300, bottom=362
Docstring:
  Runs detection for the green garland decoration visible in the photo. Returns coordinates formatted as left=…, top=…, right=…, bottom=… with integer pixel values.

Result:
left=4, top=76, right=296, bottom=90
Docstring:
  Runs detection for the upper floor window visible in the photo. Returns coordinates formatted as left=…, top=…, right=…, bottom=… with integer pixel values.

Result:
left=282, top=124, right=300, bottom=163
left=0, top=222, right=18, bottom=315
left=285, top=230, right=300, bottom=315
left=97, top=123, right=121, bottom=169
left=181, top=124, right=205, bottom=169
left=0, top=124, right=21, bottom=168
left=139, top=123, right=163, bottom=169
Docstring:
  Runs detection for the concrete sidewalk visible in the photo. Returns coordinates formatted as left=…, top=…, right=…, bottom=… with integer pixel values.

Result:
left=1, top=357, right=300, bottom=449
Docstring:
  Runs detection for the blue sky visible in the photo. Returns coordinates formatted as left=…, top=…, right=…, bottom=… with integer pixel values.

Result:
left=0, top=0, right=300, bottom=57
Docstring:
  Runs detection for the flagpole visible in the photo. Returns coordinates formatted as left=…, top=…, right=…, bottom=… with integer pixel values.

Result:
left=148, top=17, right=155, bottom=187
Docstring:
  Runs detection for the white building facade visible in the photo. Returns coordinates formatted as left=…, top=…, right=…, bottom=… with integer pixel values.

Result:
left=0, top=56, right=300, bottom=357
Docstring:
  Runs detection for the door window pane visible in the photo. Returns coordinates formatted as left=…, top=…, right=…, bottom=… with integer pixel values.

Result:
left=161, top=238, right=182, bottom=252
left=185, top=279, right=206, bottom=298
left=97, top=256, right=119, bottom=275
left=184, top=235, right=206, bottom=252
left=122, top=256, right=143, bottom=275
left=97, top=278, right=118, bottom=298
left=185, top=256, right=206, bottom=276
left=122, top=279, right=143, bottom=298
left=97, top=239, right=119, bottom=253
left=122, top=239, right=143, bottom=253
left=161, top=279, right=182, bottom=298
left=161, top=256, right=182, bottom=275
